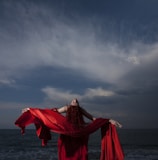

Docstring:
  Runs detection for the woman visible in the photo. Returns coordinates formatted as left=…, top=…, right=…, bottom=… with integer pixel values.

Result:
left=57, top=98, right=95, bottom=160
left=22, top=98, right=122, bottom=160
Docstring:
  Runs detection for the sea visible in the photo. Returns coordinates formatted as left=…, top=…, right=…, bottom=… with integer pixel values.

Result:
left=0, top=129, right=158, bottom=160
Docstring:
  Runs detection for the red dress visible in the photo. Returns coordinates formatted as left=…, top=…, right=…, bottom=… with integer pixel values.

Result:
left=58, top=105, right=89, bottom=160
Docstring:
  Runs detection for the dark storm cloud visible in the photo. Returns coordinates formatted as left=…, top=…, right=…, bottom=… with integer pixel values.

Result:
left=117, top=52, right=158, bottom=95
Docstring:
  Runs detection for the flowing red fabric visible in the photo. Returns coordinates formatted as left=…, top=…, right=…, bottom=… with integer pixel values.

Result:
left=15, top=108, right=124, bottom=160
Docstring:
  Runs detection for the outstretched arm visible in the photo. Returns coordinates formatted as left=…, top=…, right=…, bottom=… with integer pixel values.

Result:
left=56, top=106, right=68, bottom=113
left=22, top=106, right=68, bottom=114
left=80, top=107, right=122, bottom=128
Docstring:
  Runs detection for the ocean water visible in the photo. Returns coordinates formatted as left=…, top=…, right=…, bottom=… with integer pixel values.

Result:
left=0, top=129, right=158, bottom=160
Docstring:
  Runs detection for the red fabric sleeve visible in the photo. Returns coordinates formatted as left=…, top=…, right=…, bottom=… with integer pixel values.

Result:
left=101, top=124, right=124, bottom=160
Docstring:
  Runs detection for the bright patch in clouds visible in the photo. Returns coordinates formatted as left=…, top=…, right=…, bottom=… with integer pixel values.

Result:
left=42, top=87, right=115, bottom=102
left=85, top=88, right=115, bottom=97
left=0, top=79, right=15, bottom=86
left=126, top=56, right=140, bottom=65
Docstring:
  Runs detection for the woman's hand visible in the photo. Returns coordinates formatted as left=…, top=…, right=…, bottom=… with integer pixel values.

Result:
left=109, top=119, right=122, bottom=128
left=22, top=108, right=30, bottom=113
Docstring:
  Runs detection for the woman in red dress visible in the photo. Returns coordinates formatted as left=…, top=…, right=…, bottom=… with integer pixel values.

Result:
left=57, top=99, right=96, bottom=160
left=21, top=98, right=122, bottom=160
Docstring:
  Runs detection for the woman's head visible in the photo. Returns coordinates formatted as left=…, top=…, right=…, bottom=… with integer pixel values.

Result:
left=70, top=98, right=79, bottom=106
left=67, top=98, right=84, bottom=128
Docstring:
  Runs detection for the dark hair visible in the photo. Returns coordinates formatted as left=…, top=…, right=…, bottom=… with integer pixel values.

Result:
left=66, top=105, right=85, bottom=129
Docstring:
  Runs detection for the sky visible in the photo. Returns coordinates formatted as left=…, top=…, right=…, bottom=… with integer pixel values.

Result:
left=0, top=0, right=158, bottom=129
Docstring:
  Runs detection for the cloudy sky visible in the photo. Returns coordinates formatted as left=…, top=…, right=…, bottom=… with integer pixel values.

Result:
left=0, top=0, right=158, bottom=129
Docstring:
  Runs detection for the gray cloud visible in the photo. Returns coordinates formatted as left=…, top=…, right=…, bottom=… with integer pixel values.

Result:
left=1, top=1, right=155, bottom=86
